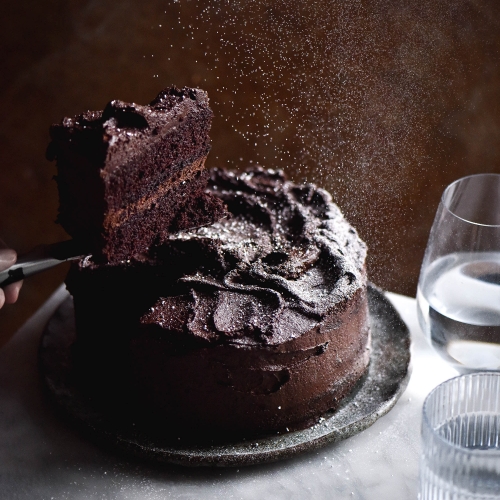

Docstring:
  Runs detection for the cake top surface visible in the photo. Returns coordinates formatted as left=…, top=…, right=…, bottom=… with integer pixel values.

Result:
left=141, top=167, right=367, bottom=346
left=46, top=87, right=211, bottom=172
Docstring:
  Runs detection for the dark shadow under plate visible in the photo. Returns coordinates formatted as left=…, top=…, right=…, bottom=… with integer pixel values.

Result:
left=39, top=283, right=411, bottom=467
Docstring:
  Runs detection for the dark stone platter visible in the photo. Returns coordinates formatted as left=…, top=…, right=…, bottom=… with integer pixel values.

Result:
left=39, top=283, right=411, bottom=467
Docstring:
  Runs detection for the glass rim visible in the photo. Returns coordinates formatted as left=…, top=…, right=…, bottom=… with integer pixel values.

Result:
left=422, top=371, right=500, bottom=456
left=442, top=173, right=500, bottom=228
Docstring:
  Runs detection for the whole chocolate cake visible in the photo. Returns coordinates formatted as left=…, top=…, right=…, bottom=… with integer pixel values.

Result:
left=66, top=167, right=370, bottom=442
left=47, top=87, right=226, bottom=263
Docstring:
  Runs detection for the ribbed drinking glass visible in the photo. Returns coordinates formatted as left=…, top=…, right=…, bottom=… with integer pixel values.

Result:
left=420, top=372, right=500, bottom=499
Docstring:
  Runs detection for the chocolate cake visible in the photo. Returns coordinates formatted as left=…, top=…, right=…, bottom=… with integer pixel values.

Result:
left=47, top=87, right=226, bottom=262
left=66, top=167, right=370, bottom=442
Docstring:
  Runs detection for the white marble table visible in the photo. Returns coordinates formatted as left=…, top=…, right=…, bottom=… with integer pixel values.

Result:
left=0, top=285, right=458, bottom=500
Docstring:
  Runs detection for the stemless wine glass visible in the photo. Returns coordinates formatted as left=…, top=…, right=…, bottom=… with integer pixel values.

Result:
left=417, top=173, right=500, bottom=372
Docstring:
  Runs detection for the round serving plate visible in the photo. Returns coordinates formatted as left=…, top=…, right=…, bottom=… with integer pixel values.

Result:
left=39, top=283, right=411, bottom=467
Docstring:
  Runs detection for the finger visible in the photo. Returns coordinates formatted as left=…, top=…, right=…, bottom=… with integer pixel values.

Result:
left=4, top=280, right=23, bottom=304
left=0, top=289, right=5, bottom=309
left=0, top=248, right=17, bottom=272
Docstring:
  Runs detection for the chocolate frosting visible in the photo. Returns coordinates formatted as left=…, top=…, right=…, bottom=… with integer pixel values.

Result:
left=142, top=167, right=367, bottom=346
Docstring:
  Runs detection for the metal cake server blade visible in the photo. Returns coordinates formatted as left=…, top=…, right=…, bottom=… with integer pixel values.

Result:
left=0, top=240, right=86, bottom=288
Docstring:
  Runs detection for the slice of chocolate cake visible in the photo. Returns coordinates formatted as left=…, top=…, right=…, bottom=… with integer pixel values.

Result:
left=47, top=87, right=226, bottom=262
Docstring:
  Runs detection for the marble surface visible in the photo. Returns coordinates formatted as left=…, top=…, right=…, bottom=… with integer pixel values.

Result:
left=0, top=285, right=458, bottom=500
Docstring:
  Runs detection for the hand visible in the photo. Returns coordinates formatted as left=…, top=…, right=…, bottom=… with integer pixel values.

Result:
left=0, top=239, right=23, bottom=309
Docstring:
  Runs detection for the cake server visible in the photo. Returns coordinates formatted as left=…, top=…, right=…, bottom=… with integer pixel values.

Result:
left=0, top=240, right=85, bottom=288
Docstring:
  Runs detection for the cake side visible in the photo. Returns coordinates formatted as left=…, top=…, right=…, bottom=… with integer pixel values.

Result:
left=133, top=287, right=370, bottom=439
left=47, top=87, right=226, bottom=262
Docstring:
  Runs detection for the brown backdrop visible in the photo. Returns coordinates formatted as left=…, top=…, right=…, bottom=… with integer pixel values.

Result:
left=1, top=0, right=500, bottom=345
